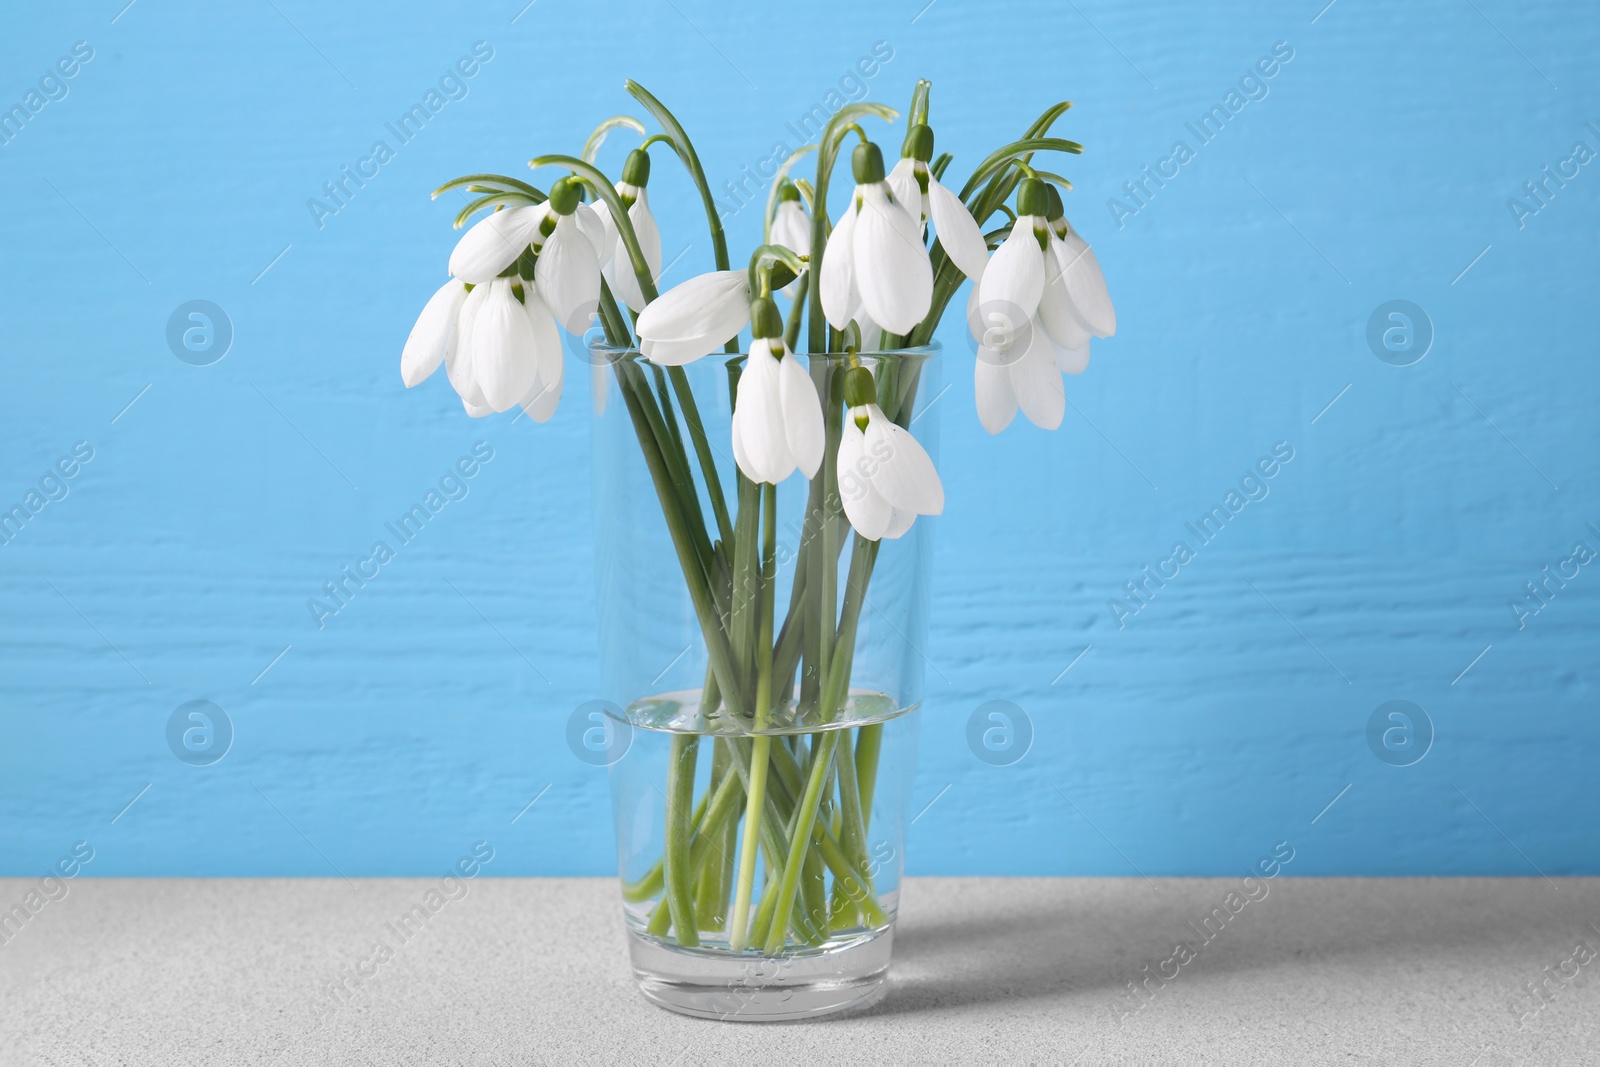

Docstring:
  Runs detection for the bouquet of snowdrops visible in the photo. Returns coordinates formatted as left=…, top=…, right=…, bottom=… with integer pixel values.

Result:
left=400, top=79, right=1113, bottom=956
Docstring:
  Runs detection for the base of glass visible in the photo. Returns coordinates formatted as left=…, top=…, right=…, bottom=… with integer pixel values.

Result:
left=627, top=925, right=894, bottom=1021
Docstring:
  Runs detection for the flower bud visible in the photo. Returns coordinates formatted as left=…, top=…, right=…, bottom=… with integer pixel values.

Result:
left=1016, top=177, right=1047, bottom=218
left=1044, top=182, right=1065, bottom=222
left=852, top=141, right=886, bottom=185
left=903, top=123, right=934, bottom=163
left=750, top=295, right=783, bottom=340
left=843, top=365, right=877, bottom=408
left=621, top=148, right=651, bottom=188
left=548, top=176, right=582, bottom=216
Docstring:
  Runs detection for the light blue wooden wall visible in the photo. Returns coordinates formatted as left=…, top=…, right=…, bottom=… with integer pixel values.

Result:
left=2, top=0, right=1596, bottom=875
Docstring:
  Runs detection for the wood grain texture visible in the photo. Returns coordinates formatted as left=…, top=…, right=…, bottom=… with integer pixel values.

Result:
left=0, top=0, right=1595, bottom=875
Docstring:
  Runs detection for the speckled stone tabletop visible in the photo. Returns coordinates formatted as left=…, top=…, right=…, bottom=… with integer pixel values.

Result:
left=2, top=877, right=1596, bottom=1065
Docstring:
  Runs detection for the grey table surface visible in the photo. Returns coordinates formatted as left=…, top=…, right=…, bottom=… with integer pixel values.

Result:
left=1, top=876, right=1597, bottom=1065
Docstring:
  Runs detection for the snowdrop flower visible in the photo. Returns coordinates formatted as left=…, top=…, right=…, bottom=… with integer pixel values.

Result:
left=1042, top=182, right=1115, bottom=346
left=729, top=296, right=823, bottom=485
left=404, top=273, right=562, bottom=420
left=836, top=366, right=943, bottom=541
left=820, top=141, right=933, bottom=336
left=447, top=177, right=602, bottom=337
left=400, top=277, right=468, bottom=388
left=768, top=181, right=810, bottom=298
left=592, top=149, right=663, bottom=313
left=770, top=181, right=811, bottom=258
left=970, top=177, right=1107, bottom=433
left=635, top=270, right=751, bottom=366
left=885, top=124, right=988, bottom=281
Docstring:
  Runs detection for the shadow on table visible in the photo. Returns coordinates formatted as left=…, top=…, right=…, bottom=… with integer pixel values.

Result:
left=862, top=878, right=1585, bottom=1019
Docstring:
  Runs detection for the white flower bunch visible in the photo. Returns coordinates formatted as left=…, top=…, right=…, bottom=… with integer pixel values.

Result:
left=402, top=82, right=1114, bottom=546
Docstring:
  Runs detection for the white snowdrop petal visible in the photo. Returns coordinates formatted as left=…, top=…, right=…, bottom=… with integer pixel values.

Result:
left=448, top=282, right=492, bottom=407
left=770, top=200, right=811, bottom=256
left=1039, top=240, right=1094, bottom=351
left=1011, top=322, right=1065, bottom=431
left=854, top=186, right=933, bottom=335
left=449, top=205, right=543, bottom=284
left=574, top=202, right=608, bottom=262
left=463, top=396, right=493, bottom=418
left=536, top=215, right=603, bottom=334
left=401, top=279, right=466, bottom=387
left=880, top=506, right=918, bottom=540
left=926, top=177, right=990, bottom=280
left=1056, top=228, right=1116, bottom=337
left=473, top=279, right=539, bottom=412
left=819, top=197, right=861, bottom=330
left=864, top=411, right=944, bottom=515
left=1057, top=339, right=1091, bottom=375
left=977, top=219, right=1046, bottom=351
left=836, top=419, right=893, bottom=540
left=730, top=405, right=753, bottom=481
left=734, top=341, right=792, bottom=484
left=636, top=271, right=750, bottom=356
left=974, top=351, right=1019, bottom=435
left=885, top=159, right=922, bottom=222
left=778, top=353, right=824, bottom=479
left=520, top=287, right=564, bottom=422
left=640, top=337, right=716, bottom=366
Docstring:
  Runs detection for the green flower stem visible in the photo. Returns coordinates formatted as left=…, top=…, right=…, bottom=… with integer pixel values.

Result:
left=760, top=728, right=840, bottom=954
left=693, top=740, right=733, bottom=931
left=727, top=735, right=769, bottom=952
left=832, top=728, right=873, bottom=894
left=611, top=361, right=741, bottom=712
left=854, top=723, right=884, bottom=832
left=662, top=733, right=700, bottom=947
left=667, top=367, right=734, bottom=548
left=625, top=81, right=731, bottom=274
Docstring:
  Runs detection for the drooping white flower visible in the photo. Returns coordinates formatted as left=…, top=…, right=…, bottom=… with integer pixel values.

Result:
left=769, top=184, right=811, bottom=259
left=446, top=177, right=603, bottom=336
left=972, top=313, right=1083, bottom=435
left=769, top=182, right=811, bottom=300
left=401, top=278, right=468, bottom=387
left=534, top=178, right=603, bottom=335
left=456, top=276, right=566, bottom=416
left=835, top=367, right=943, bottom=541
left=592, top=149, right=663, bottom=313
left=1043, top=183, right=1115, bottom=342
left=885, top=124, right=988, bottom=281
left=968, top=177, right=1112, bottom=432
left=449, top=204, right=546, bottom=284
left=730, top=298, right=823, bottom=485
left=635, top=270, right=751, bottom=366
left=820, top=141, right=933, bottom=336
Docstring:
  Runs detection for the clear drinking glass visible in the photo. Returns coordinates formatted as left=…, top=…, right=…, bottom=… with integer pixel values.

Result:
left=589, top=341, right=940, bottom=1021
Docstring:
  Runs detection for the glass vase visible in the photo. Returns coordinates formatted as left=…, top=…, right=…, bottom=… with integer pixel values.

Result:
left=588, top=340, right=940, bottom=1021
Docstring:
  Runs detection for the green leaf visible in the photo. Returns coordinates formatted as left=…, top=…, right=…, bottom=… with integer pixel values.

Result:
left=432, top=173, right=544, bottom=201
